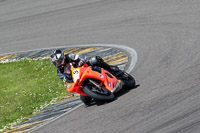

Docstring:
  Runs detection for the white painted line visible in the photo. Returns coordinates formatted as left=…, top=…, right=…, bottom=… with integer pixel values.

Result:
left=29, top=103, right=84, bottom=133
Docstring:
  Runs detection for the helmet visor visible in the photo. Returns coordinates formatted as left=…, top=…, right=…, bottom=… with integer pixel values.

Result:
left=51, top=52, right=65, bottom=68
left=54, top=57, right=63, bottom=67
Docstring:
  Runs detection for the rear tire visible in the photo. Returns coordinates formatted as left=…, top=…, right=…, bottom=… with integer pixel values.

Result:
left=83, top=86, right=115, bottom=102
left=118, top=72, right=135, bottom=89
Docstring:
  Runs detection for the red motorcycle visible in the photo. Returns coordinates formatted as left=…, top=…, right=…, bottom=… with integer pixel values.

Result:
left=66, top=64, right=135, bottom=102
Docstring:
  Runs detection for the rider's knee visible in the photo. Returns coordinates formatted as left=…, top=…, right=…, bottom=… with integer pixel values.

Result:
left=88, top=56, right=103, bottom=66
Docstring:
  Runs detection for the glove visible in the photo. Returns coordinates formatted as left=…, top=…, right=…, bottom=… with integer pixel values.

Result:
left=63, top=73, right=73, bottom=83
left=78, top=59, right=85, bottom=67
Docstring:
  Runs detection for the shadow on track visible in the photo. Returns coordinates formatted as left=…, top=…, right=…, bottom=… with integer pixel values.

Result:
left=85, top=83, right=140, bottom=108
left=115, top=84, right=140, bottom=98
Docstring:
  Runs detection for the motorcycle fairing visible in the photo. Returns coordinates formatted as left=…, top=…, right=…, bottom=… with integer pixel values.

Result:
left=67, top=66, right=121, bottom=96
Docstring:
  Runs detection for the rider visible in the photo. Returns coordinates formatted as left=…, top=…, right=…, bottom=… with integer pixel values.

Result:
left=50, top=49, right=120, bottom=106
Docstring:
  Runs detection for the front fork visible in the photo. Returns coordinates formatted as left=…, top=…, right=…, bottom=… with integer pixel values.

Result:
left=86, top=79, right=109, bottom=95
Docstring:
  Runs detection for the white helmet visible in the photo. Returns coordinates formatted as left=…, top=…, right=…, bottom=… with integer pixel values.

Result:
left=50, top=49, right=65, bottom=68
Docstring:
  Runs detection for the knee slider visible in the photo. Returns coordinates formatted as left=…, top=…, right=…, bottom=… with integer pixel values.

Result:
left=89, top=56, right=102, bottom=65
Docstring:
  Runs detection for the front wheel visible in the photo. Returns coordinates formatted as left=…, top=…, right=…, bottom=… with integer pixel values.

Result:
left=83, top=86, right=115, bottom=102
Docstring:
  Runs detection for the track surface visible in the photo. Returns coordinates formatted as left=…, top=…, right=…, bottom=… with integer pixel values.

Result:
left=1, top=0, right=200, bottom=133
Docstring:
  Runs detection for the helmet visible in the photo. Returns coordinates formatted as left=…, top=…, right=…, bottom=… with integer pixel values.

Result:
left=50, top=49, right=65, bottom=68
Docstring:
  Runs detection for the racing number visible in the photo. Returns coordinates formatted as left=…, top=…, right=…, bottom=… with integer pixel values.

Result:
left=73, top=69, right=80, bottom=82
left=73, top=70, right=79, bottom=75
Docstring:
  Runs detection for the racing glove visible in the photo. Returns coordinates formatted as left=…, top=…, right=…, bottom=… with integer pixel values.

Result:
left=78, top=59, right=86, bottom=67
left=63, top=73, right=73, bottom=83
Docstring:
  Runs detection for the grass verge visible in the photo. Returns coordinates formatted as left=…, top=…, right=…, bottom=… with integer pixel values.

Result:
left=0, top=58, right=67, bottom=131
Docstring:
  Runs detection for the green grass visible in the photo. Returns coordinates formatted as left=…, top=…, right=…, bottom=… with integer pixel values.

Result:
left=0, top=58, right=68, bottom=130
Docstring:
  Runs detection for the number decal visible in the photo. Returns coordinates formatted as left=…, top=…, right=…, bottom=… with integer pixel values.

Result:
left=73, top=70, right=79, bottom=74
left=72, top=69, right=80, bottom=82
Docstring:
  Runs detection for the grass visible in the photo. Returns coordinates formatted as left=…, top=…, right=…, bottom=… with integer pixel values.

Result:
left=0, top=58, right=68, bottom=131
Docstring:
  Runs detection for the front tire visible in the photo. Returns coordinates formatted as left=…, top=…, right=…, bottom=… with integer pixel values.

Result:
left=83, top=86, right=115, bottom=102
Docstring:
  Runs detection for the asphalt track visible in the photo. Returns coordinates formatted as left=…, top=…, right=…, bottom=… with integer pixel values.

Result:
left=1, top=0, right=200, bottom=133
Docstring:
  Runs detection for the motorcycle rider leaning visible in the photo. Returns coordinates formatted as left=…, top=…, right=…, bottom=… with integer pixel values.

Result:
left=50, top=49, right=119, bottom=106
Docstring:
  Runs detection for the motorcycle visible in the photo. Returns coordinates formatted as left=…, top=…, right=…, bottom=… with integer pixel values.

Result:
left=66, top=63, right=135, bottom=102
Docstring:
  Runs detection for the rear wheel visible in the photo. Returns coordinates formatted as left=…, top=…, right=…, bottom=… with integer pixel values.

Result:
left=83, top=81, right=115, bottom=102
left=117, top=72, right=135, bottom=89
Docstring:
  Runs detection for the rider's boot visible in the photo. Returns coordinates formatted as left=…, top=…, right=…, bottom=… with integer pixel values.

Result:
left=80, top=95, right=92, bottom=107
left=110, top=65, right=120, bottom=75
left=87, top=56, right=121, bottom=75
